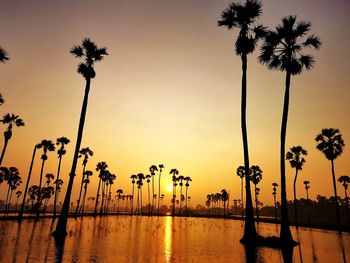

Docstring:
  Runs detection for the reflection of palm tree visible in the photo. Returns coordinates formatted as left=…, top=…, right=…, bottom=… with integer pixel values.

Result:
left=259, top=15, right=321, bottom=244
left=53, top=137, right=70, bottom=217
left=130, top=174, right=137, bottom=215
left=236, top=166, right=245, bottom=218
left=249, top=165, right=263, bottom=219
left=315, top=128, right=344, bottom=225
left=18, top=144, right=39, bottom=221
left=0, top=46, right=9, bottom=62
left=286, top=145, right=307, bottom=225
left=0, top=113, right=25, bottom=165
left=75, top=147, right=93, bottom=215
left=54, top=38, right=108, bottom=239
left=272, top=183, right=278, bottom=220
left=157, top=164, right=164, bottom=215
left=94, top=161, right=108, bottom=215
left=36, top=140, right=55, bottom=216
left=218, top=0, right=265, bottom=244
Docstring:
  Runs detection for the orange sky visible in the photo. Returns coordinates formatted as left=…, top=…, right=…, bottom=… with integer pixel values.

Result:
left=0, top=0, right=349, bottom=207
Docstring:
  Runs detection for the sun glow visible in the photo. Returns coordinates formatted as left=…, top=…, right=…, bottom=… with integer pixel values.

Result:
left=166, top=185, right=173, bottom=192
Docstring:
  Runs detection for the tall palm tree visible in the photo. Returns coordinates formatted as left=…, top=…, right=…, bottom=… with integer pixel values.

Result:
left=221, top=189, right=229, bottom=216
left=75, top=147, right=93, bottom=215
left=0, top=46, right=9, bottom=63
left=36, top=140, right=55, bottom=216
left=303, top=180, right=310, bottom=200
left=18, top=144, right=39, bottom=221
left=177, top=175, right=185, bottom=215
left=130, top=174, right=137, bottom=215
left=236, top=165, right=246, bottom=218
left=249, top=165, right=262, bottom=219
left=149, top=165, right=158, bottom=214
left=157, top=164, right=164, bottom=215
left=53, top=137, right=70, bottom=217
left=0, top=166, right=21, bottom=212
left=79, top=170, right=92, bottom=215
left=116, top=189, right=123, bottom=214
left=54, top=38, right=108, bottom=239
left=137, top=173, right=145, bottom=215
left=259, top=16, right=321, bottom=244
left=15, top=190, right=22, bottom=210
left=184, top=176, right=192, bottom=215
left=218, top=0, right=265, bottom=244
left=170, top=169, right=179, bottom=216
left=145, top=174, right=151, bottom=215
left=286, top=145, right=307, bottom=225
left=315, top=128, right=344, bottom=225
left=338, top=175, right=350, bottom=221
left=0, top=113, right=25, bottom=165
left=94, top=162, right=108, bottom=215
left=272, top=183, right=278, bottom=220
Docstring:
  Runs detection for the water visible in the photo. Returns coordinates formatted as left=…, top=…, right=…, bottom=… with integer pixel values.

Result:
left=0, top=216, right=348, bottom=262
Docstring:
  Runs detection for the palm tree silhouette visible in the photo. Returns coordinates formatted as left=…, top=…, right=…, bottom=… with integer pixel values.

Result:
left=53, top=137, right=70, bottom=217
left=79, top=170, right=92, bottom=215
left=145, top=174, right=151, bottom=215
left=259, top=16, right=321, bottom=245
left=36, top=140, right=55, bottom=217
left=315, top=128, right=345, bottom=225
left=303, top=181, right=310, bottom=200
left=0, top=46, right=9, bottom=62
left=15, top=190, right=22, bottom=210
left=221, top=189, right=229, bottom=216
left=338, top=175, right=350, bottom=222
left=54, top=38, right=108, bottom=239
left=75, top=147, right=93, bottom=215
left=94, top=161, right=108, bottom=216
left=177, top=175, right=185, bottom=215
left=236, top=166, right=245, bottom=218
left=130, top=174, right=137, bottom=215
left=0, top=166, right=21, bottom=212
left=184, top=176, right=192, bottom=215
left=157, top=164, right=164, bottom=215
left=272, top=183, right=278, bottom=220
left=137, top=173, right=145, bottom=215
left=249, top=165, right=263, bottom=219
left=0, top=113, right=25, bottom=165
left=105, top=172, right=116, bottom=213
left=149, top=165, right=158, bottom=214
left=170, top=169, right=179, bottom=216
left=218, top=0, right=265, bottom=244
left=0, top=94, right=4, bottom=106
left=18, top=144, right=39, bottom=221
left=286, top=145, right=307, bottom=226
left=116, top=189, right=123, bottom=214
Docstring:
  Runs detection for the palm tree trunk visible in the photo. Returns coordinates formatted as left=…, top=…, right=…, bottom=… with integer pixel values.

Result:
left=94, top=178, right=102, bottom=216
left=81, top=184, right=87, bottom=215
left=151, top=176, right=154, bottom=215
left=54, top=77, right=91, bottom=239
left=148, top=183, right=151, bottom=215
left=18, top=145, right=37, bottom=222
left=0, top=137, right=9, bottom=165
left=157, top=170, right=163, bottom=216
left=53, top=156, right=63, bottom=217
left=179, top=185, right=183, bottom=215
left=140, top=186, right=143, bottom=215
left=331, top=160, right=340, bottom=225
left=280, top=71, right=294, bottom=244
left=185, top=186, right=188, bottom=216
left=75, top=164, right=86, bottom=215
left=8, top=190, right=14, bottom=213
left=36, top=159, right=46, bottom=217
left=274, top=195, right=277, bottom=220
left=5, top=185, right=11, bottom=213
left=293, top=169, right=299, bottom=226
left=100, top=182, right=105, bottom=215
left=131, top=184, right=135, bottom=215
left=240, top=53, right=256, bottom=244
left=241, top=178, right=244, bottom=218
left=136, top=188, right=140, bottom=215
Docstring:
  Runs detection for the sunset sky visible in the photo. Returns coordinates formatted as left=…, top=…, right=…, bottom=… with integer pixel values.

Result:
left=0, top=0, right=349, bottom=207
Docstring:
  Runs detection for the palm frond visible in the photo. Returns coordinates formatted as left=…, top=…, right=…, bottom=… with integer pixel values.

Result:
left=0, top=47, right=9, bottom=62
left=70, top=45, right=83, bottom=57
left=299, top=55, right=315, bottom=70
left=295, top=21, right=311, bottom=37
left=303, top=34, right=321, bottom=49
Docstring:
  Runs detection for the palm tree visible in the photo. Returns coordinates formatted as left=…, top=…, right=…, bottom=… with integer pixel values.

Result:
left=249, top=165, right=263, bottom=219
left=15, top=190, right=22, bottom=210
left=177, top=175, right=185, bottom=215
left=137, top=173, right=145, bottom=215
left=149, top=165, right=158, bottom=214
left=105, top=172, right=116, bottom=213
left=315, top=128, right=345, bottom=225
left=184, top=176, right=192, bottom=215
left=0, top=46, right=9, bottom=63
left=0, top=94, right=4, bottom=106
left=94, top=162, right=108, bottom=215
left=75, top=147, right=93, bottom=215
left=221, top=189, right=229, bottom=216
left=130, top=174, right=137, bottom=215
left=157, top=164, right=164, bottom=215
left=36, top=140, right=55, bottom=216
left=170, top=169, right=179, bottom=216
left=338, top=175, right=350, bottom=222
left=286, top=145, right=307, bottom=225
left=18, top=144, right=39, bottom=221
left=218, top=0, right=265, bottom=244
left=116, top=189, right=123, bottom=214
left=145, top=174, right=151, bottom=215
left=259, top=16, right=321, bottom=244
left=79, top=170, right=92, bottom=215
left=0, top=113, right=25, bottom=165
left=236, top=166, right=245, bottom=218
left=303, top=180, right=310, bottom=200
left=53, top=137, right=70, bottom=217
left=54, top=38, right=108, bottom=239
left=272, top=183, right=278, bottom=220
left=0, top=167, right=21, bottom=212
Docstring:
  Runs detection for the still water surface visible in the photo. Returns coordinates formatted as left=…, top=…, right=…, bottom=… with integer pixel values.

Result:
left=0, top=216, right=348, bottom=262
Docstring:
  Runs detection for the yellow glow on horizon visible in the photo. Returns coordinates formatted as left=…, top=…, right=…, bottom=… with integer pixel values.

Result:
left=166, top=185, right=173, bottom=192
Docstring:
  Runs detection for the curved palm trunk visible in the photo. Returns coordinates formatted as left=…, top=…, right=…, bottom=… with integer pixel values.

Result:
left=241, top=178, right=244, bottom=218
left=131, top=184, right=135, bottom=215
left=0, top=137, right=9, bottom=165
left=157, top=170, right=162, bottom=216
left=53, top=155, right=63, bottom=217
left=331, top=160, right=340, bottom=225
left=147, top=183, right=151, bottom=215
left=185, top=186, right=188, bottom=216
left=36, top=158, right=46, bottom=217
left=293, top=169, right=299, bottom=226
left=54, top=78, right=91, bottom=239
left=240, top=53, right=256, bottom=244
left=75, top=164, right=86, bottom=215
left=280, top=71, right=294, bottom=244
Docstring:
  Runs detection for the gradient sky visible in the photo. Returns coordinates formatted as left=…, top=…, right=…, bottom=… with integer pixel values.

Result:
left=0, top=0, right=349, bottom=207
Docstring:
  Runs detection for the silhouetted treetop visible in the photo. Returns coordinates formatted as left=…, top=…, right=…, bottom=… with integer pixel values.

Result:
left=0, top=46, right=9, bottom=62
left=315, top=128, right=345, bottom=160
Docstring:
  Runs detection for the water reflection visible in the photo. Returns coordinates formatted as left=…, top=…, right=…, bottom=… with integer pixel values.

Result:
left=164, top=216, right=173, bottom=262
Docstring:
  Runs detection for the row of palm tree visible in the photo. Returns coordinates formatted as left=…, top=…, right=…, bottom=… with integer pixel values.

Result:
left=206, top=189, right=229, bottom=216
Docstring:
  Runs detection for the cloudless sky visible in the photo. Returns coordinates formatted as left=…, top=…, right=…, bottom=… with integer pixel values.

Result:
left=0, top=0, right=349, bottom=207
